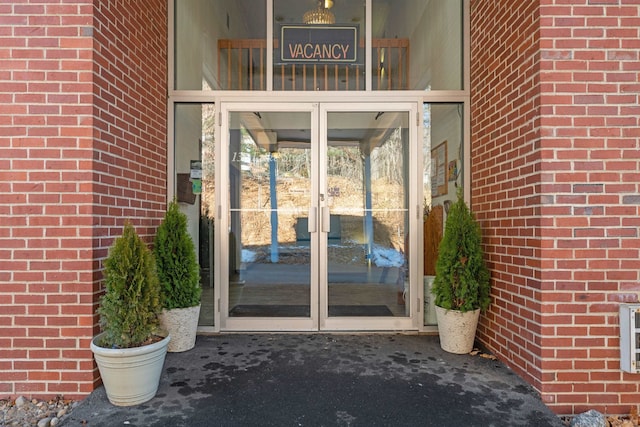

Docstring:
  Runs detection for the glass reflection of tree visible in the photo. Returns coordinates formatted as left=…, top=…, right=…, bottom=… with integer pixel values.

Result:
left=201, top=105, right=216, bottom=220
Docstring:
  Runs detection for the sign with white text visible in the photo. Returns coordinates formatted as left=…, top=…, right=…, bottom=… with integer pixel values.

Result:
left=280, top=25, right=359, bottom=64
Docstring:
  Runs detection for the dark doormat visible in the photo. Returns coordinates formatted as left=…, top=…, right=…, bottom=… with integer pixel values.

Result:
left=230, top=304, right=309, bottom=317
left=229, top=305, right=394, bottom=317
left=329, top=305, right=394, bottom=316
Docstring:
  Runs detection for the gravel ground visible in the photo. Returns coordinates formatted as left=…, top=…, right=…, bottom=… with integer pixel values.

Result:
left=1, top=396, right=76, bottom=427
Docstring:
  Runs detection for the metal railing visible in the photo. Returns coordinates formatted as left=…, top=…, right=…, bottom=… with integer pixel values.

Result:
left=217, top=38, right=410, bottom=91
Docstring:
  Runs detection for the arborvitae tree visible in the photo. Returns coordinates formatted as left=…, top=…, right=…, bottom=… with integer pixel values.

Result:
left=97, top=222, right=162, bottom=348
left=154, top=200, right=201, bottom=310
left=432, top=191, right=490, bottom=312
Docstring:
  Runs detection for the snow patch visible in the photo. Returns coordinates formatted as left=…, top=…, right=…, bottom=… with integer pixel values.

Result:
left=371, top=245, right=405, bottom=268
left=242, top=249, right=257, bottom=263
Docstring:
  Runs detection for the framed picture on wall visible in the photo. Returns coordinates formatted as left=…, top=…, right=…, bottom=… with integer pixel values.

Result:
left=431, top=141, right=448, bottom=197
left=448, top=159, right=458, bottom=182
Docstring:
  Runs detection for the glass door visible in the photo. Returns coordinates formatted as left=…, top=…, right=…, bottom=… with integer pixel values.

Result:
left=220, top=103, right=417, bottom=331
left=320, top=104, right=416, bottom=331
left=221, top=104, right=319, bottom=331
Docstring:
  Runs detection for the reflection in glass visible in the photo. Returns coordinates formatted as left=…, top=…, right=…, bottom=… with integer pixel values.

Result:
left=422, top=103, right=464, bottom=325
left=174, top=104, right=216, bottom=326
left=228, top=111, right=312, bottom=317
left=327, top=112, right=410, bottom=317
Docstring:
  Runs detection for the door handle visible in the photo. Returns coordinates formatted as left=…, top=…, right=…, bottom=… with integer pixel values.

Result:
left=308, top=207, right=317, bottom=233
left=321, top=206, right=330, bottom=233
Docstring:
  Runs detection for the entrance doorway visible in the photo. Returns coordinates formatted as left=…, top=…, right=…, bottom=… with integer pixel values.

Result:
left=219, top=103, right=418, bottom=331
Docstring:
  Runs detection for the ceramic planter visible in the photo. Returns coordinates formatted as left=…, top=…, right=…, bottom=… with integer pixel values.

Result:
left=159, top=304, right=200, bottom=352
left=435, top=306, right=480, bottom=354
left=90, top=333, right=170, bottom=406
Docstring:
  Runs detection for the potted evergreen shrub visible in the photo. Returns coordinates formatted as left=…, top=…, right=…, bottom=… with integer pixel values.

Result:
left=154, top=200, right=202, bottom=352
left=432, top=191, right=490, bottom=354
left=90, top=222, right=170, bottom=406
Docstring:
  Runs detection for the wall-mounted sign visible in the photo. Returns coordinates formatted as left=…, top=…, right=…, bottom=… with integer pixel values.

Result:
left=191, top=179, right=202, bottom=195
left=190, top=160, right=202, bottom=179
left=280, top=25, right=359, bottom=64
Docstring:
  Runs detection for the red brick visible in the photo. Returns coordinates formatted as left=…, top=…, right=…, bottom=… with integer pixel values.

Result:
left=28, top=371, right=60, bottom=381
left=1, top=0, right=167, bottom=401
left=473, top=0, right=640, bottom=416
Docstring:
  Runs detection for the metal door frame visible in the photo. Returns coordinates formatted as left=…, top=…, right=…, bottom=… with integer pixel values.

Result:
left=218, top=102, right=420, bottom=332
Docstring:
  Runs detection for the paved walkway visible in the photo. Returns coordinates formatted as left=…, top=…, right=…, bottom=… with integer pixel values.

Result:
left=62, top=334, right=564, bottom=427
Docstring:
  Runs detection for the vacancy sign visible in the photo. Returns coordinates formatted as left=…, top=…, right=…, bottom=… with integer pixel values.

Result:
left=280, top=25, right=359, bottom=64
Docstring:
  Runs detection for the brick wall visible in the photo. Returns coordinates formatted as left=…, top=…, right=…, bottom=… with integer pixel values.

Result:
left=90, top=0, right=168, bottom=390
left=0, top=0, right=167, bottom=399
left=91, top=0, right=168, bottom=239
left=471, top=0, right=544, bottom=390
left=472, top=0, right=640, bottom=416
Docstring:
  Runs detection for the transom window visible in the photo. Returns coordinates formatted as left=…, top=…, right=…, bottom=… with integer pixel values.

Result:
left=174, top=0, right=463, bottom=92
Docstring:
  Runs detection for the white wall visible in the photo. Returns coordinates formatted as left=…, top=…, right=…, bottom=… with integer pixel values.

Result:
left=413, top=0, right=463, bottom=90
left=175, top=0, right=258, bottom=89
left=376, top=0, right=462, bottom=90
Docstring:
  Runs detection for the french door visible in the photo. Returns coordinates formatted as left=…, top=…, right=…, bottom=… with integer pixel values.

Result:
left=219, top=102, right=419, bottom=331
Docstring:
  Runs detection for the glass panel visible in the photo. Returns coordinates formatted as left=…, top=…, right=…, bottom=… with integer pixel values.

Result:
left=422, top=103, right=464, bottom=325
left=372, top=0, right=463, bottom=90
left=175, top=0, right=266, bottom=90
left=174, top=103, right=216, bottom=326
left=228, top=111, right=312, bottom=317
left=327, top=111, right=410, bottom=317
left=273, top=0, right=366, bottom=91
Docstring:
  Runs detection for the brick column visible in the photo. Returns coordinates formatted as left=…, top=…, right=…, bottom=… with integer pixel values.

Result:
left=471, top=0, right=640, bottom=415
left=0, top=0, right=167, bottom=399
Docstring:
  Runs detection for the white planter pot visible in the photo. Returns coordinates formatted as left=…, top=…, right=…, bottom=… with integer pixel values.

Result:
left=435, top=306, right=480, bottom=354
left=159, top=304, right=200, bottom=352
left=91, top=333, right=170, bottom=406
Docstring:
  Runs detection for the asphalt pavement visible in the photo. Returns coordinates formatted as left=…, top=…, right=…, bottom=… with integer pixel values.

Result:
left=61, top=334, right=564, bottom=427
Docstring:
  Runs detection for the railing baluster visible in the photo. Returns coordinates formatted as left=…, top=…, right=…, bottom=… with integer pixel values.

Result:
left=292, top=64, right=296, bottom=91
left=324, top=65, right=328, bottom=90
left=345, top=65, right=349, bottom=91
left=260, top=42, right=264, bottom=90
left=249, top=44, right=254, bottom=90
left=238, top=46, right=243, bottom=90
left=377, top=46, right=381, bottom=90
left=405, top=41, right=410, bottom=90
left=303, top=65, right=307, bottom=91
left=388, top=46, right=392, bottom=90
left=227, top=43, right=231, bottom=89
left=398, top=45, right=402, bottom=89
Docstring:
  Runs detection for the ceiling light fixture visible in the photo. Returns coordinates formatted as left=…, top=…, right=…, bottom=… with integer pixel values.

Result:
left=303, top=0, right=335, bottom=25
